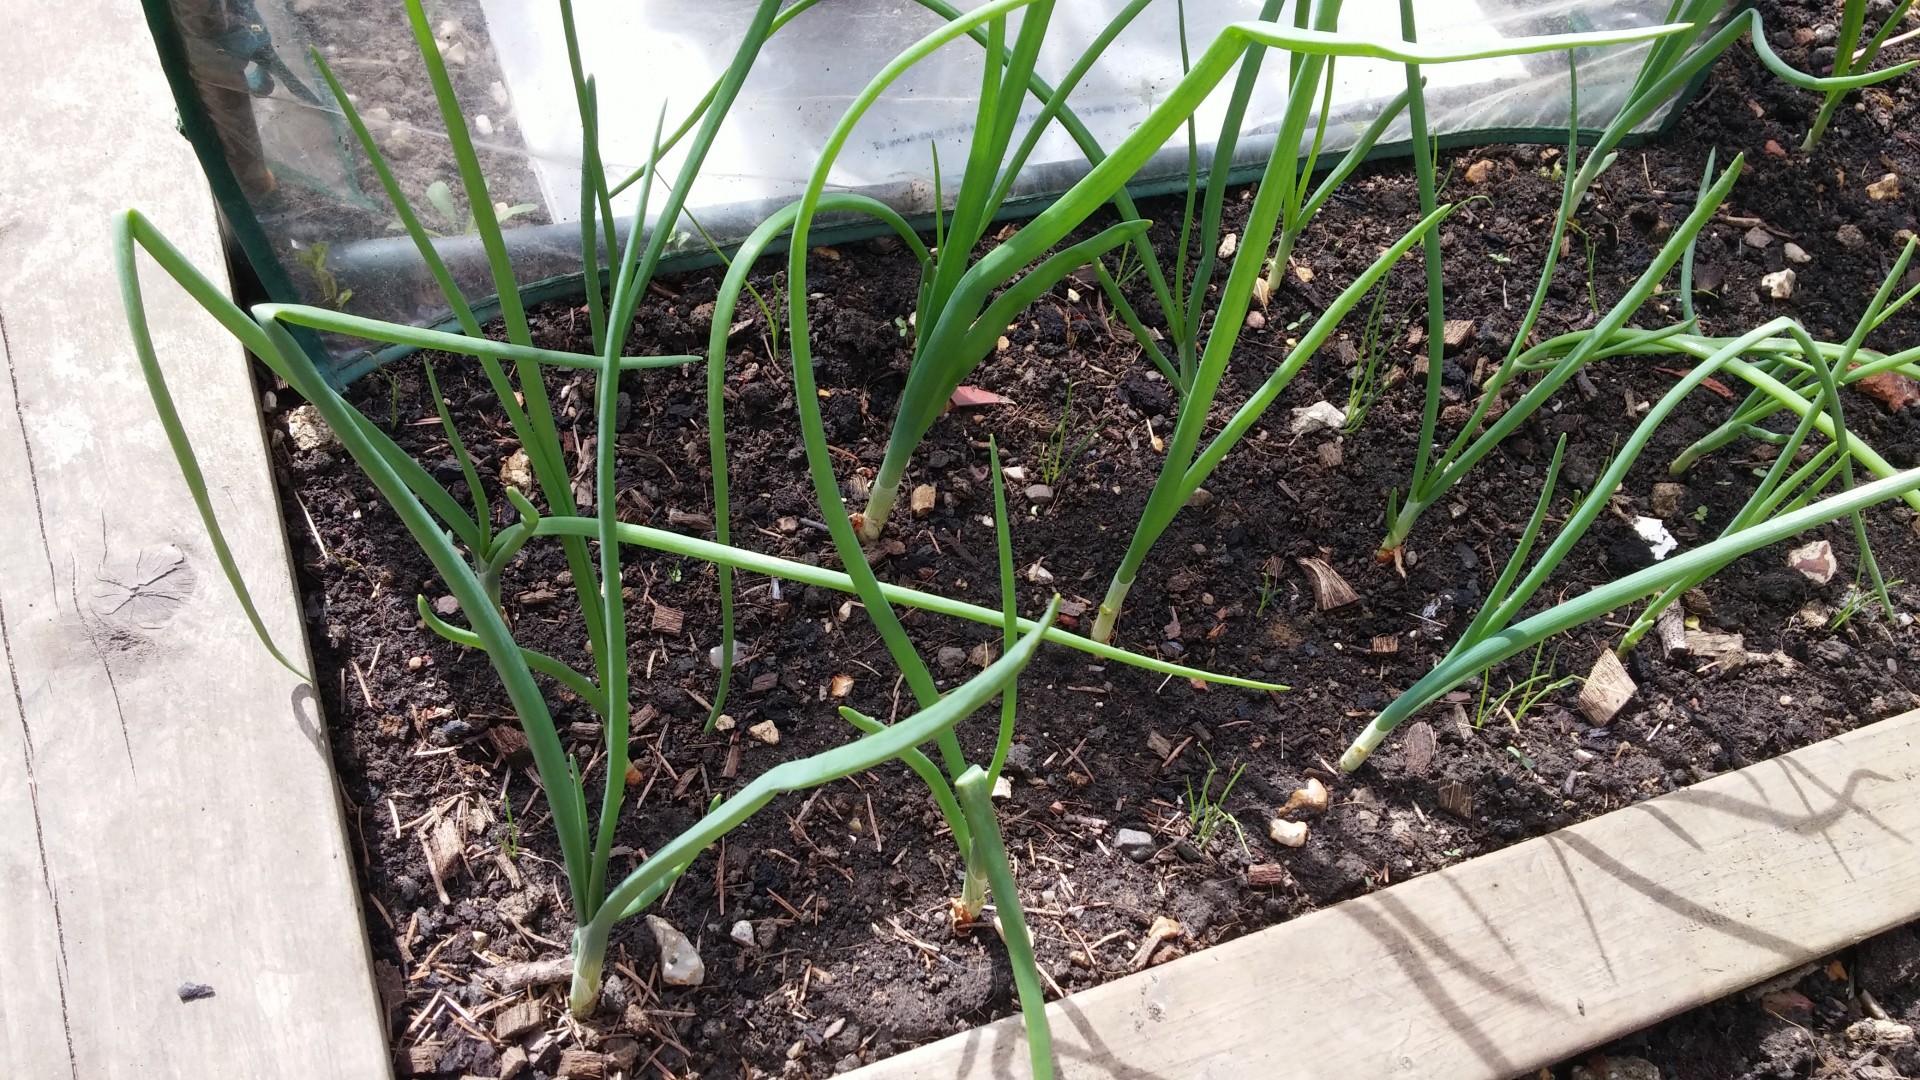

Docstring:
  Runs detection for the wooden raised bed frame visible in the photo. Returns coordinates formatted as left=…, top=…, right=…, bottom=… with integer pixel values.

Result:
left=852, top=707, right=1920, bottom=1079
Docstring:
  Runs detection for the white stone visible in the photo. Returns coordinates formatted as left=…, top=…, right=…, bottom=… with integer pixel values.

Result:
left=1783, top=242, right=1811, bottom=264
left=286, top=404, right=339, bottom=452
left=729, top=920, right=756, bottom=948
left=1268, top=818, right=1308, bottom=847
left=1633, top=516, right=1678, bottom=560
left=1761, top=269, right=1796, bottom=300
left=1848, top=1018, right=1915, bottom=1044
left=1289, top=401, right=1347, bottom=436
left=500, top=447, right=533, bottom=493
left=645, top=916, right=705, bottom=986
left=1787, top=539, right=1836, bottom=585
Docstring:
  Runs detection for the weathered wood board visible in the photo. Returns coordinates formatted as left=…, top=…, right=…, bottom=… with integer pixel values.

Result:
left=0, top=2, right=390, bottom=1076
left=853, top=708, right=1920, bottom=1080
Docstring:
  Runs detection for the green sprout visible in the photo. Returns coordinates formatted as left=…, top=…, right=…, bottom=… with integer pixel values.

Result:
left=1472, top=642, right=1583, bottom=731
left=1039, top=381, right=1100, bottom=487
left=1832, top=580, right=1905, bottom=630
left=1184, top=751, right=1250, bottom=855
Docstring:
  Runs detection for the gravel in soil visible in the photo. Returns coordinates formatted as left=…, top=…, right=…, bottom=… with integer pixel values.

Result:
left=262, top=2, right=1920, bottom=1076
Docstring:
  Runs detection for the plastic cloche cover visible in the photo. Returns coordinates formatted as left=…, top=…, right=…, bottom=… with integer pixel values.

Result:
left=157, top=0, right=1720, bottom=381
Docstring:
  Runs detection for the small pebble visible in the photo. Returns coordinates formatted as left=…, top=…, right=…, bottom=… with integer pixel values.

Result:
left=1783, top=242, right=1810, bottom=264
left=286, top=404, right=340, bottom=452
left=1743, top=226, right=1771, bottom=249
left=748, top=720, right=781, bottom=745
left=1114, top=827, right=1155, bottom=861
left=1024, top=484, right=1054, bottom=505
left=1848, top=1018, right=1915, bottom=1045
left=1761, top=269, right=1796, bottom=300
left=646, top=916, right=706, bottom=986
left=1289, top=401, right=1347, bottom=436
left=730, top=920, right=756, bottom=947
left=1268, top=818, right=1308, bottom=847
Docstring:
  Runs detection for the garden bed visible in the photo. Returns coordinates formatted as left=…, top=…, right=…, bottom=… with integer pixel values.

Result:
left=272, top=3, right=1920, bottom=1076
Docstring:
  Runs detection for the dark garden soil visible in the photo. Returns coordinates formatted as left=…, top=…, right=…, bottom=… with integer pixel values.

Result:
left=263, top=2, right=1920, bottom=1077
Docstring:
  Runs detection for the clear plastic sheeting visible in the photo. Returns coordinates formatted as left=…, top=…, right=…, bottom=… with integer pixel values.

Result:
left=148, top=0, right=1723, bottom=381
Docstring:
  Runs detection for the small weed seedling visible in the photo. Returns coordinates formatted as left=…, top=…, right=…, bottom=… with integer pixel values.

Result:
left=1472, top=642, right=1582, bottom=731
left=421, top=178, right=538, bottom=236
left=500, top=794, right=520, bottom=861
left=1039, top=381, right=1100, bottom=487
left=1185, top=751, right=1249, bottom=856
left=1833, top=579, right=1905, bottom=630
left=1255, top=555, right=1285, bottom=617
left=1342, top=284, right=1398, bottom=436
left=293, top=240, right=353, bottom=309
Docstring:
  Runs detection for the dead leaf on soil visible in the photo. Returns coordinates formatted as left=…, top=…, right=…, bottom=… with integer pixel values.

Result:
left=1578, top=651, right=1636, bottom=724
left=1858, top=371, right=1920, bottom=413
left=1402, top=721, right=1437, bottom=778
left=949, top=385, right=1012, bottom=408
left=1296, top=556, right=1359, bottom=610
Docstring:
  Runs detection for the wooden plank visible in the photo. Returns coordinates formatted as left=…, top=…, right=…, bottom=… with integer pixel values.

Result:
left=0, top=3, right=389, bottom=1077
left=852, top=708, right=1920, bottom=1080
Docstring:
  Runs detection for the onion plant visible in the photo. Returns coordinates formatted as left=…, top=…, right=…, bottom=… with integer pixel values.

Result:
left=121, top=0, right=817, bottom=1016
left=125, top=0, right=1283, bottom=1030
left=767, top=0, right=1690, bottom=642
left=1376, top=4, right=1915, bottom=563
left=1340, top=463, right=1920, bottom=771
left=1804, top=0, right=1917, bottom=148
left=1077, top=17, right=1699, bottom=643
left=800, top=2, right=1681, bottom=544
left=1339, top=249, right=1920, bottom=770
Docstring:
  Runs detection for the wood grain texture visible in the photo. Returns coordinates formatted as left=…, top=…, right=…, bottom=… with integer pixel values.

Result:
left=852, top=708, right=1920, bottom=1080
left=0, top=3, right=389, bottom=1076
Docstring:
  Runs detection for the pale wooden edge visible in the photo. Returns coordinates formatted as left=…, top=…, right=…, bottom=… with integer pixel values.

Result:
left=0, top=2, right=391, bottom=1076
left=851, top=708, right=1920, bottom=1080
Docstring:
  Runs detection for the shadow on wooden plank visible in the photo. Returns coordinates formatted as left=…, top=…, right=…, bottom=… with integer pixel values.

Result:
left=849, top=711, right=1920, bottom=1080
